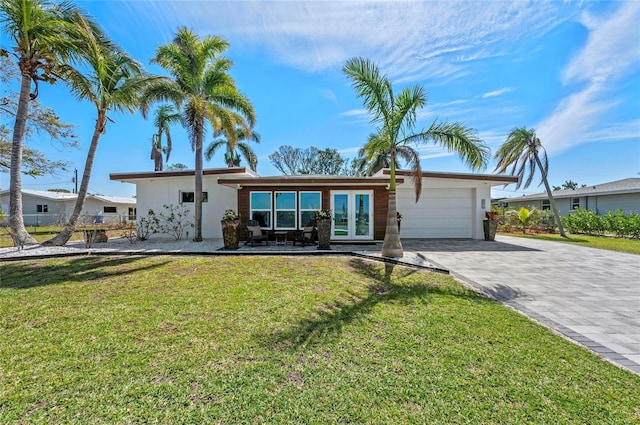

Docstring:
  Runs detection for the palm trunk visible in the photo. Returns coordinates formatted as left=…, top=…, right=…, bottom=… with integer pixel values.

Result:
left=193, top=123, right=204, bottom=242
left=153, top=146, right=163, bottom=171
left=8, top=73, right=38, bottom=245
left=534, top=154, right=567, bottom=237
left=381, top=147, right=403, bottom=257
left=43, top=113, right=106, bottom=246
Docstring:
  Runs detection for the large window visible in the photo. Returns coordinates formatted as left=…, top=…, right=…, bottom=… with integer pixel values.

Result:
left=180, top=191, right=208, bottom=203
left=37, top=204, right=48, bottom=213
left=250, top=192, right=272, bottom=228
left=275, top=192, right=296, bottom=229
left=299, top=192, right=321, bottom=227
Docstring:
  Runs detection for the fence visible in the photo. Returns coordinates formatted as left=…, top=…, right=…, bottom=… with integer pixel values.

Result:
left=0, top=213, right=136, bottom=228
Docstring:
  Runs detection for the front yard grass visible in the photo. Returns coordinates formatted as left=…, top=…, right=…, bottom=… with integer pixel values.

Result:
left=1, top=256, right=638, bottom=423
left=500, top=232, right=640, bottom=255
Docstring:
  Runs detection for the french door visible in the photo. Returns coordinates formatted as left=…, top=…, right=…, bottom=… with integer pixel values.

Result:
left=330, top=190, right=373, bottom=239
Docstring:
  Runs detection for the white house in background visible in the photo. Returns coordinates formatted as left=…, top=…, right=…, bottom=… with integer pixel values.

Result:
left=110, top=167, right=517, bottom=240
left=500, top=178, right=640, bottom=216
left=0, top=189, right=137, bottom=226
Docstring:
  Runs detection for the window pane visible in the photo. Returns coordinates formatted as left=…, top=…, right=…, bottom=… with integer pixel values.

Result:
left=300, top=192, right=320, bottom=210
left=252, top=211, right=271, bottom=227
left=202, top=192, right=208, bottom=203
left=251, top=192, right=271, bottom=209
left=181, top=192, right=195, bottom=203
left=300, top=211, right=316, bottom=226
left=275, top=192, right=295, bottom=209
left=276, top=211, right=295, bottom=228
left=104, top=206, right=117, bottom=213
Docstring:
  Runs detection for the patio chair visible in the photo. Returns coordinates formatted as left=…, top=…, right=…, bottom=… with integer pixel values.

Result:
left=293, top=221, right=317, bottom=247
left=245, top=220, right=268, bottom=247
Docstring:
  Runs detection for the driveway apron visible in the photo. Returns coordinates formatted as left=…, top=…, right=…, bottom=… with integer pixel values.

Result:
left=412, top=235, right=640, bottom=375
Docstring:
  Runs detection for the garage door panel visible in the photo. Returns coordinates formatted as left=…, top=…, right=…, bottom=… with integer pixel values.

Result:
left=398, top=188, right=472, bottom=238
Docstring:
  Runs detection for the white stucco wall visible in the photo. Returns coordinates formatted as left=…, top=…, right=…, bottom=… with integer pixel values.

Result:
left=135, top=174, right=241, bottom=239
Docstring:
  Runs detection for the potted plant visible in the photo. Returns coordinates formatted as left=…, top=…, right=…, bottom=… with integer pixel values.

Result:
left=315, top=209, right=332, bottom=250
left=221, top=209, right=240, bottom=249
left=483, top=210, right=500, bottom=241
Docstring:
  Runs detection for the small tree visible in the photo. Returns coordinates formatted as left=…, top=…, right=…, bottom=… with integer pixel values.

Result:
left=516, top=207, right=536, bottom=234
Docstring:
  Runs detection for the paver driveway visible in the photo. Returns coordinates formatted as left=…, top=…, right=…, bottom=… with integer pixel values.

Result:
left=409, top=235, right=640, bottom=375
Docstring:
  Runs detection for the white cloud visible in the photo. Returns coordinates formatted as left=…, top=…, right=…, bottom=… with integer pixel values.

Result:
left=319, top=88, right=337, bottom=103
left=122, top=1, right=575, bottom=83
left=537, top=2, right=640, bottom=155
left=482, top=88, right=514, bottom=99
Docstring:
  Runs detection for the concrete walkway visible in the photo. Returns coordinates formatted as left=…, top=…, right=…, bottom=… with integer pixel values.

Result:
left=409, top=235, right=640, bottom=375
left=2, top=235, right=638, bottom=375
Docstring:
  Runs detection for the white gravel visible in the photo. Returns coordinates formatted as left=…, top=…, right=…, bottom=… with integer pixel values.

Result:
left=0, top=237, right=226, bottom=259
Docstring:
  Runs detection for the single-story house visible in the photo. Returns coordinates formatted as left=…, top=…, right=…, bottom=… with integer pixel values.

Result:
left=499, top=178, right=640, bottom=216
left=0, top=189, right=137, bottom=226
left=110, top=167, right=517, bottom=240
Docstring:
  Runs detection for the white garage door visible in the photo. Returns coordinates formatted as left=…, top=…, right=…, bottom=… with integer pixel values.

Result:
left=397, top=188, right=473, bottom=238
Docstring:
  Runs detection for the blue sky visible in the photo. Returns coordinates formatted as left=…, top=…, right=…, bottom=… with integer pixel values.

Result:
left=1, top=0, right=638, bottom=199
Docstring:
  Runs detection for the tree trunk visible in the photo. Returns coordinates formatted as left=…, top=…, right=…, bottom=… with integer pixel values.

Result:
left=381, top=147, right=403, bottom=258
left=8, top=73, right=38, bottom=245
left=43, top=113, right=106, bottom=246
left=153, top=146, right=163, bottom=171
left=193, top=122, right=204, bottom=242
left=534, top=154, right=567, bottom=237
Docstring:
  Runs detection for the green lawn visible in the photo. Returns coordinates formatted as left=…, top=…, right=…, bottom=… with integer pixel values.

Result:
left=1, top=256, right=638, bottom=423
left=500, top=232, right=640, bottom=255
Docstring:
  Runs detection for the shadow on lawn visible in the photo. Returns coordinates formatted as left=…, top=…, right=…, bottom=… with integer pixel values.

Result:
left=261, top=258, right=484, bottom=349
left=0, top=256, right=170, bottom=289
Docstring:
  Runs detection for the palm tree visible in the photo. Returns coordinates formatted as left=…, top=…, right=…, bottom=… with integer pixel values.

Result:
left=494, top=127, right=567, bottom=237
left=205, top=128, right=260, bottom=170
left=44, top=30, right=157, bottom=246
left=150, top=104, right=180, bottom=171
left=141, top=27, right=255, bottom=242
left=343, top=57, right=489, bottom=258
left=0, top=0, right=95, bottom=245
left=353, top=133, right=392, bottom=176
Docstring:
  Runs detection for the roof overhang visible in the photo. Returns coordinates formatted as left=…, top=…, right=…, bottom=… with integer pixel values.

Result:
left=217, top=176, right=403, bottom=188
left=110, top=167, right=258, bottom=183
left=381, top=169, right=519, bottom=185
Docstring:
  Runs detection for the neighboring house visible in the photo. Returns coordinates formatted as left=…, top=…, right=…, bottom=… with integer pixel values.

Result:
left=110, top=167, right=517, bottom=240
left=499, top=178, right=640, bottom=216
left=0, top=189, right=136, bottom=226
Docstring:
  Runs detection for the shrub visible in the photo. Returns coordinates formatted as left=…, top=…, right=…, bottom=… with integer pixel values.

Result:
left=564, top=208, right=639, bottom=239
left=150, top=204, right=194, bottom=240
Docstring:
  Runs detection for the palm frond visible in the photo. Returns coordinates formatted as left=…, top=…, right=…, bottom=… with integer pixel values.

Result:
left=396, top=145, right=422, bottom=202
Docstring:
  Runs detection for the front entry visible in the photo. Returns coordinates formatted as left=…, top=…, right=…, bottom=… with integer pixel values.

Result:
left=330, top=191, right=373, bottom=239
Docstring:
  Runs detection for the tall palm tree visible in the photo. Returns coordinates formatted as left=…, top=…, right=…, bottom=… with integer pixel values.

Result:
left=44, top=30, right=157, bottom=246
left=0, top=0, right=95, bottom=244
left=205, top=128, right=260, bottom=170
left=494, top=127, right=567, bottom=237
left=141, top=27, right=255, bottom=241
left=343, top=57, right=489, bottom=258
left=150, top=104, right=180, bottom=171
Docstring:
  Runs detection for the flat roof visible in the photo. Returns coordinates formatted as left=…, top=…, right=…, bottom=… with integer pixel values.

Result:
left=217, top=175, right=402, bottom=187
left=110, top=167, right=258, bottom=182
left=385, top=169, right=520, bottom=183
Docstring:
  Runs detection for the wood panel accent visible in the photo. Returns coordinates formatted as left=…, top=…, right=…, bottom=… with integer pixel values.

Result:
left=236, top=185, right=391, bottom=240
